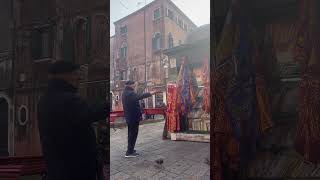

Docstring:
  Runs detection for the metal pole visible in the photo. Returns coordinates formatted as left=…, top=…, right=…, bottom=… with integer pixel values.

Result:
left=143, top=0, right=147, bottom=107
left=10, top=0, right=16, bottom=156
left=144, top=1, right=147, bottom=84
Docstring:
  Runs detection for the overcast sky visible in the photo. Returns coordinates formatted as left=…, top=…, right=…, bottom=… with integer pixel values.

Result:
left=110, top=0, right=210, bottom=36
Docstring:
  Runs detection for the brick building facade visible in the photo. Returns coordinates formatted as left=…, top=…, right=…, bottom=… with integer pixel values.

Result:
left=0, top=0, right=108, bottom=157
left=0, top=0, right=13, bottom=156
left=111, top=0, right=196, bottom=110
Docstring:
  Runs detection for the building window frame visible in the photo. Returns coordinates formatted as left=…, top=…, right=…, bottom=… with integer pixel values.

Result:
left=168, top=33, right=173, bottom=48
left=183, top=23, right=188, bottom=31
left=18, top=105, right=28, bottom=126
left=166, top=8, right=174, bottom=20
left=178, top=19, right=183, bottom=28
left=120, top=26, right=127, bottom=34
left=154, top=8, right=161, bottom=20
left=120, top=70, right=127, bottom=80
left=120, top=43, right=127, bottom=58
left=152, top=32, right=162, bottom=50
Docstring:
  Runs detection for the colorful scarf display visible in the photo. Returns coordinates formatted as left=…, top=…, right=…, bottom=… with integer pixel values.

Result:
left=213, top=0, right=241, bottom=179
left=166, top=83, right=180, bottom=132
left=176, top=58, right=193, bottom=115
left=224, top=3, right=261, bottom=171
left=166, top=57, right=199, bottom=133
left=294, top=0, right=320, bottom=163
left=202, top=58, right=210, bottom=113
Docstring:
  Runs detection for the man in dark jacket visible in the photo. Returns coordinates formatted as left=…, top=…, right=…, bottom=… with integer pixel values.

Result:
left=38, top=60, right=108, bottom=180
left=122, top=80, right=160, bottom=157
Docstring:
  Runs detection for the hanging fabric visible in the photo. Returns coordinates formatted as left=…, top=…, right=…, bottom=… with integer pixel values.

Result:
left=253, top=36, right=273, bottom=134
left=202, top=57, right=210, bottom=113
left=212, top=0, right=241, bottom=179
left=166, top=83, right=179, bottom=132
left=294, top=0, right=320, bottom=163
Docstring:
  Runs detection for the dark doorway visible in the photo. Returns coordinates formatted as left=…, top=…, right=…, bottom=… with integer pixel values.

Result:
left=0, top=98, right=8, bottom=156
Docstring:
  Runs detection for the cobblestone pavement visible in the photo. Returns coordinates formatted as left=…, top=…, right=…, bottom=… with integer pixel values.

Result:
left=110, top=121, right=210, bottom=180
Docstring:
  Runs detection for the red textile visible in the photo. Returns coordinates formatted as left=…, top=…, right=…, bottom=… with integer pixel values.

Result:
left=202, top=58, right=210, bottom=113
left=166, top=84, right=180, bottom=132
left=212, top=71, right=240, bottom=180
left=295, top=76, right=320, bottom=163
left=294, top=0, right=320, bottom=163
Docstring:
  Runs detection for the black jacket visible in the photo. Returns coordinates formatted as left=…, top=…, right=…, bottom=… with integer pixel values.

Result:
left=38, top=79, right=108, bottom=180
left=122, top=86, right=151, bottom=124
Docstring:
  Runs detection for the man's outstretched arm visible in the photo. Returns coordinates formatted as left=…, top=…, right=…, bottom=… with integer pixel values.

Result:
left=133, top=90, right=163, bottom=101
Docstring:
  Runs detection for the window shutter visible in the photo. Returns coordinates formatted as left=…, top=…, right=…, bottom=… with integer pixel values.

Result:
left=86, top=16, right=91, bottom=63
left=152, top=37, right=155, bottom=50
left=63, top=23, right=75, bottom=61
left=31, top=30, right=41, bottom=59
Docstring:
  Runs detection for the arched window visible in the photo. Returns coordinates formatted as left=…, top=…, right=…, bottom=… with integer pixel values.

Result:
left=168, top=33, right=173, bottom=48
left=120, top=43, right=127, bottom=58
left=18, top=105, right=28, bottom=126
left=152, top=32, right=161, bottom=50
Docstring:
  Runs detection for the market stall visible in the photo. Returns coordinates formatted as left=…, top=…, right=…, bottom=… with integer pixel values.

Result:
left=213, top=0, right=320, bottom=179
left=163, top=25, right=210, bottom=142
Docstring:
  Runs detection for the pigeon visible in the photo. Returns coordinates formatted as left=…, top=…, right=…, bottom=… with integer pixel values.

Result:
left=155, top=158, right=164, bottom=165
left=154, top=158, right=164, bottom=170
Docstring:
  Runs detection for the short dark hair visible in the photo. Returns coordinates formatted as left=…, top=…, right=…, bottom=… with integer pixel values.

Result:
left=48, top=60, right=80, bottom=75
left=125, top=80, right=135, bottom=85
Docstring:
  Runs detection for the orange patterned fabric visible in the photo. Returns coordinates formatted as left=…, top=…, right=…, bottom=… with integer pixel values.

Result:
left=202, top=58, right=210, bottom=113
left=166, top=84, right=180, bottom=132
left=254, top=43, right=273, bottom=134
left=255, top=75, right=273, bottom=134
left=212, top=71, right=240, bottom=180
left=295, top=75, right=320, bottom=163
left=294, top=0, right=320, bottom=163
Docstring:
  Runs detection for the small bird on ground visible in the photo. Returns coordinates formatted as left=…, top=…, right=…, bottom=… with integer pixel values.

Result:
left=155, top=158, right=164, bottom=165
left=154, top=158, right=164, bottom=170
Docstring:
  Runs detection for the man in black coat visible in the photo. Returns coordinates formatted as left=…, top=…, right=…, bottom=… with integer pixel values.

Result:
left=122, top=80, right=160, bottom=157
left=38, top=60, right=108, bottom=180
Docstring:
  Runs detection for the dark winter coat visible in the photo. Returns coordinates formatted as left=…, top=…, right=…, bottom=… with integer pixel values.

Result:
left=38, top=79, right=108, bottom=180
left=122, top=86, right=151, bottom=124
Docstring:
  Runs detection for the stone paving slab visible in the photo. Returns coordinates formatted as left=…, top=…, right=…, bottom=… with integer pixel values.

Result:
left=110, top=121, right=210, bottom=179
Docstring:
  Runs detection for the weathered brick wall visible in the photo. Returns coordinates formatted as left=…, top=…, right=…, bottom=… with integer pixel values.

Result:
left=11, top=0, right=109, bottom=156
left=112, top=0, right=196, bottom=108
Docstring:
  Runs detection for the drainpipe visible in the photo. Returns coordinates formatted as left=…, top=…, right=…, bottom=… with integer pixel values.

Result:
left=143, top=0, right=147, bottom=107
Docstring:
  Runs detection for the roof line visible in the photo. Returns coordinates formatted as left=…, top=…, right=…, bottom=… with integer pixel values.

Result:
left=114, top=0, right=159, bottom=24
left=114, top=0, right=197, bottom=27
left=166, top=0, right=196, bottom=27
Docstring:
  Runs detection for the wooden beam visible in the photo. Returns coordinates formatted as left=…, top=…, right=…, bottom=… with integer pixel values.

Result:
left=171, top=133, right=210, bottom=143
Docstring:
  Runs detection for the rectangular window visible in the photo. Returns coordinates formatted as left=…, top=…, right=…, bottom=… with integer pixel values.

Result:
left=178, top=19, right=183, bottom=28
left=153, top=34, right=161, bottom=50
left=184, top=24, right=188, bottom=31
left=120, top=26, right=127, bottom=34
left=42, top=32, right=49, bottom=58
left=120, top=46, right=127, bottom=58
left=120, top=71, right=126, bottom=80
left=31, top=30, right=42, bottom=60
left=167, top=9, right=174, bottom=20
left=154, top=8, right=161, bottom=20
